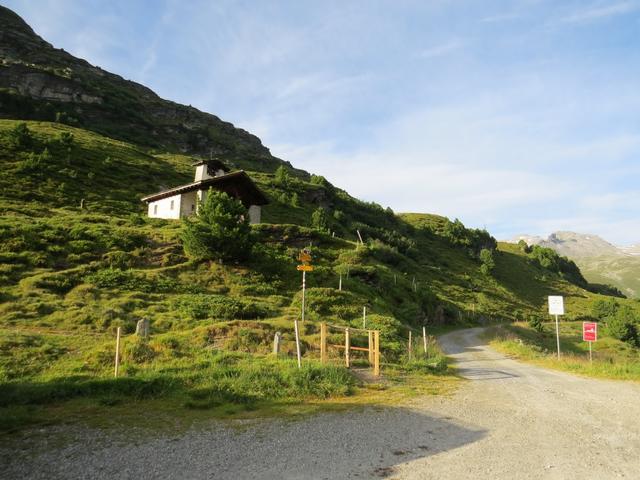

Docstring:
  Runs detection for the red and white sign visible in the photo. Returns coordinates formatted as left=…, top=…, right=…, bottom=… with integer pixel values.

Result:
left=583, top=322, right=597, bottom=342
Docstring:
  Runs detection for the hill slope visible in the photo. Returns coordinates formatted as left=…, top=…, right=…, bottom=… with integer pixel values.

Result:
left=1, top=6, right=639, bottom=426
left=511, top=232, right=640, bottom=299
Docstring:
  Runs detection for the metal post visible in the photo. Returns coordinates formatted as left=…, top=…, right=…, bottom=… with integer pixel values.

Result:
left=408, top=331, right=412, bottom=361
left=363, top=306, right=367, bottom=329
left=555, top=314, right=561, bottom=359
left=301, top=271, right=306, bottom=322
left=589, top=341, right=593, bottom=364
left=339, top=274, right=342, bottom=291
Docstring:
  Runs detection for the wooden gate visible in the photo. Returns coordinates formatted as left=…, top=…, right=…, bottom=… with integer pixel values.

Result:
left=319, top=322, right=380, bottom=376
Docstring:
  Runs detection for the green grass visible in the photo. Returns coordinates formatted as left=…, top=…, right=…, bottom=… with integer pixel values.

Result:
left=576, top=255, right=640, bottom=299
left=486, top=322, right=640, bottom=381
left=1, top=120, right=639, bottom=433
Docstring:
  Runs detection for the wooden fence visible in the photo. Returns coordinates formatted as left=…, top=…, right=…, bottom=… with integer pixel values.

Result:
left=320, top=322, right=380, bottom=376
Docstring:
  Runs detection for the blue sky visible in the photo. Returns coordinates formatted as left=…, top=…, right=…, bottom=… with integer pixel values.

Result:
left=7, top=0, right=640, bottom=244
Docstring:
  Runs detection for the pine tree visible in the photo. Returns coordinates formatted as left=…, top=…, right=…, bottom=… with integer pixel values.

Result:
left=181, top=190, right=254, bottom=262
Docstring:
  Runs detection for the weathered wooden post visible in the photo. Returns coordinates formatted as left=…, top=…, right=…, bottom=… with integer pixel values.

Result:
left=345, top=327, right=351, bottom=368
left=293, top=319, right=302, bottom=368
left=368, top=330, right=374, bottom=364
left=408, top=330, right=413, bottom=361
left=373, top=330, right=380, bottom=376
left=273, top=331, right=282, bottom=355
left=320, top=323, right=327, bottom=364
left=114, top=326, right=121, bottom=378
left=423, top=326, right=428, bottom=354
left=362, top=306, right=367, bottom=328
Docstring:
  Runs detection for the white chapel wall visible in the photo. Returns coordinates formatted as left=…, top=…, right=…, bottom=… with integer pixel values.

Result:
left=148, top=194, right=182, bottom=219
left=180, top=191, right=198, bottom=217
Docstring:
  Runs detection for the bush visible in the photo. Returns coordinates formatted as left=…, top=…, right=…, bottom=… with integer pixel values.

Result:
left=606, top=306, right=639, bottom=347
left=479, top=248, right=495, bottom=275
left=181, top=190, right=254, bottom=262
left=86, top=269, right=179, bottom=293
left=175, top=294, right=268, bottom=320
left=311, top=207, right=329, bottom=232
left=8, top=122, right=33, bottom=149
left=274, top=165, right=290, bottom=187
left=528, top=315, right=544, bottom=333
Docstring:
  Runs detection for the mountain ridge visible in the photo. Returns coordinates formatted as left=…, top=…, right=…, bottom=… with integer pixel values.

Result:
left=508, top=231, right=640, bottom=298
left=0, top=5, right=303, bottom=174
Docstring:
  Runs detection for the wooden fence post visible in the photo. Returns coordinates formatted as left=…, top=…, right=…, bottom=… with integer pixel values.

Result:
left=114, top=326, right=121, bottom=378
left=373, top=330, right=380, bottom=376
left=320, top=323, right=328, bottom=364
left=273, top=331, right=282, bottom=355
left=368, top=330, right=374, bottom=364
left=423, top=326, right=428, bottom=353
left=408, top=330, right=413, bottom=361
left=345, top=327, right=351, bottom=368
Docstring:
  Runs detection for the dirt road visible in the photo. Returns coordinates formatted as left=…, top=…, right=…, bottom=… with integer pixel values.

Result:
left=2, top=327, right=639, bottom=479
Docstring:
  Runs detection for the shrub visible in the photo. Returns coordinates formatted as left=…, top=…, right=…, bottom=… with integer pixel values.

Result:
left=274, top=165, right=290, bottom=187
left=181, top=190, right=254, bottom=262
left=311, top=207, right=329, bottom=232
left=606, top=305, right=639, bottom=347
left=8, top=122, right=32, bottom=149
left=175, top=294, right=267, bottom=320
left=528, top=315, right=544, bottom=333
left=124, top=338, right=157, bottom=364
left=592, top=298, right=619, bottom=320
left=479, top=248, right=495, bottom=275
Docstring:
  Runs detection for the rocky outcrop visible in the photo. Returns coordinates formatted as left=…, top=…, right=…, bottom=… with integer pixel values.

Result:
left=0, top=6, right=277, bottom=169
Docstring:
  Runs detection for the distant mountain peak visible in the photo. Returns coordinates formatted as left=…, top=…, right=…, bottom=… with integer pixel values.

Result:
left=508, top=231, right=621, bottom=258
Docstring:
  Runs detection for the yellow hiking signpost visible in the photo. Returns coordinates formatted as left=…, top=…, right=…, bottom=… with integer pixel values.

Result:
left=294, top=248, right=313, bottom=368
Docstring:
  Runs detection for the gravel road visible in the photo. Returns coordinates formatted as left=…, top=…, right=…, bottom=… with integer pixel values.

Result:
left=2, top=327, right=639, bottom=479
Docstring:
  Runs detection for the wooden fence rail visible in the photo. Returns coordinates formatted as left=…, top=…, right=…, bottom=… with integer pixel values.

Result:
left=320, top=322, right=380, bottom=376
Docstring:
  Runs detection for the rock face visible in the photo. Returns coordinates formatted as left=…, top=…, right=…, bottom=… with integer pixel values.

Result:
left=135, top=318, right=150, bottom=338
left=0, top=6, right=284, bottom=171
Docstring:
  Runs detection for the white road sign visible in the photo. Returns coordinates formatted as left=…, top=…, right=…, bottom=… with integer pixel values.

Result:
left=548, top=296, right=564, bottom=315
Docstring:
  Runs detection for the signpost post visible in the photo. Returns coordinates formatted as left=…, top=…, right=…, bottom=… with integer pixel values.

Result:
left=582, top=321, right=597, bottom=364
left=294, top=249, right=313, bottom=369
left=548, top=296, right=564, bottom=359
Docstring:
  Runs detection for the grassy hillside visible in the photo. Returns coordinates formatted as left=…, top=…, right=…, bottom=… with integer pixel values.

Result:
left=1, top=118, right=640, bottom=431
left=1, top=6, right=638, bottom=435
left=574, top=255, right=640, bottom=299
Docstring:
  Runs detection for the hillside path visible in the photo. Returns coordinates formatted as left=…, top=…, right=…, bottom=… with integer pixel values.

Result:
left=2, top=327, right=640, bottom=479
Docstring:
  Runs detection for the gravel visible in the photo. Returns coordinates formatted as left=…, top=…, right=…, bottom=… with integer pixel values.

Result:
left=2, top=327, right=639, bottom=479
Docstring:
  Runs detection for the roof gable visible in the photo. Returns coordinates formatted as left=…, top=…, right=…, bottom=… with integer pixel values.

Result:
left=141, top=171, right=269, bottom=206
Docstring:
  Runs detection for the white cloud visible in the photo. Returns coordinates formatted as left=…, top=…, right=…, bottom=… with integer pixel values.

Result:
left=480, top=13, right=522, bottom=23
left=559, top=1, right=639, bottom=24
left=417, top=40, right=465, bottom=59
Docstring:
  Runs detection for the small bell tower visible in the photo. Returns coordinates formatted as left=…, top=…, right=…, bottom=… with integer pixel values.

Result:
left=193, top=158, right=230, bottom=182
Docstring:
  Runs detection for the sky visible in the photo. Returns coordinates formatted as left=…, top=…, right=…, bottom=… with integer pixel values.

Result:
left=6, top=0, right=640, bottom=245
